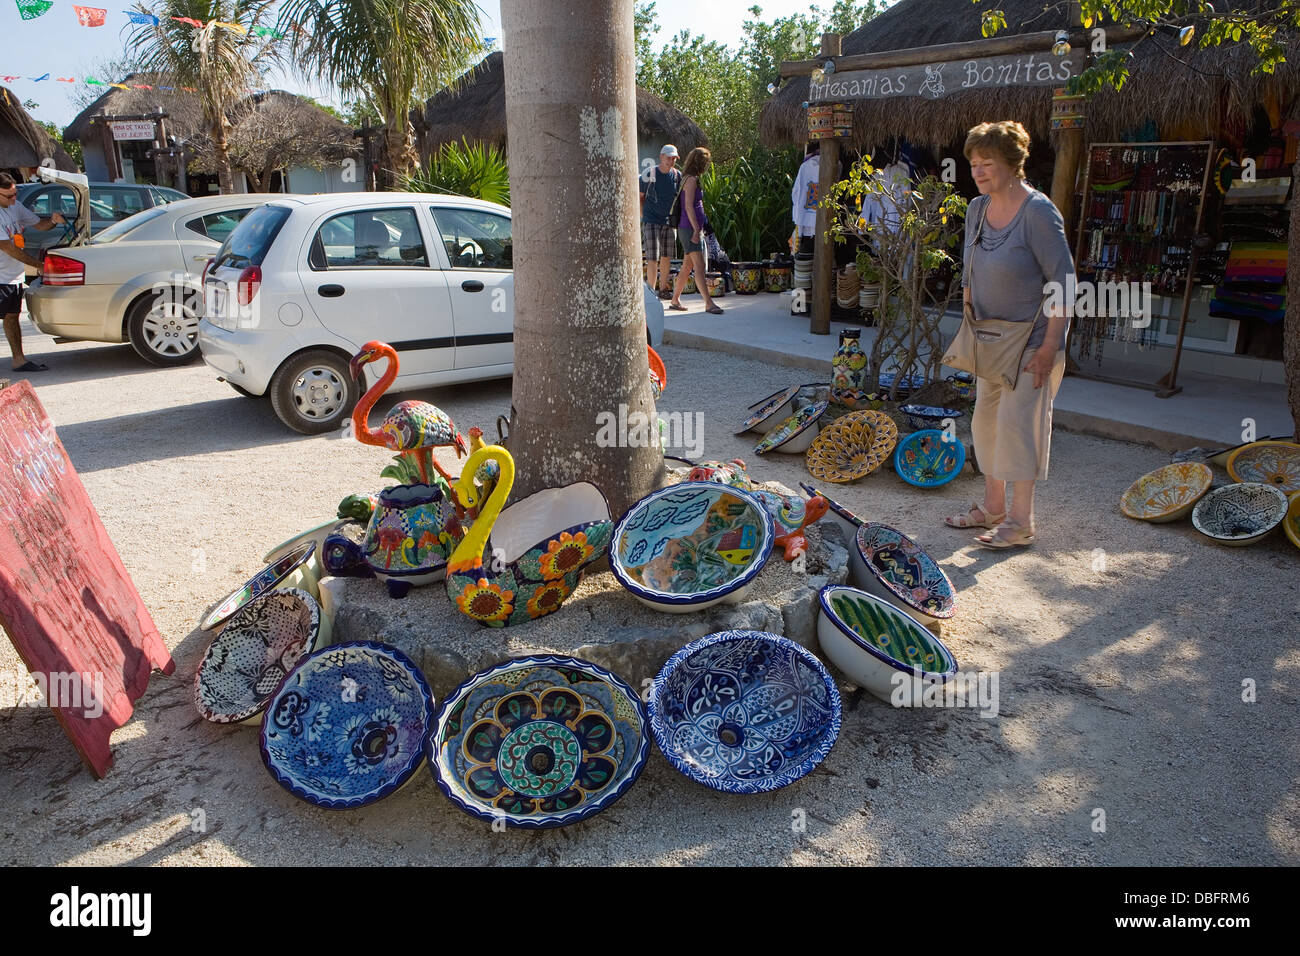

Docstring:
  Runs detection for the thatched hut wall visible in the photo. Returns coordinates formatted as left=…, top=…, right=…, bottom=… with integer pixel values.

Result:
left=0, top=86, right=77, bottom=172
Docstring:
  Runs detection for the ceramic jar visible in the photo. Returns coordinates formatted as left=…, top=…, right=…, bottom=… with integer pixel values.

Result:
left=363, top=482, right=465, bottom=598
left=831, top=328, right=869, bottom=408
left=734, top=263, right=763, bottom=294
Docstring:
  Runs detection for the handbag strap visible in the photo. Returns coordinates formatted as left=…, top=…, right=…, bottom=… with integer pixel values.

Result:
left=963, top=195, right=989, bottom=300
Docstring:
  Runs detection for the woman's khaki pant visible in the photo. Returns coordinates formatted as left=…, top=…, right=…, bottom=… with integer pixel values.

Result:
left=970, top=350, right=1066, bottom=482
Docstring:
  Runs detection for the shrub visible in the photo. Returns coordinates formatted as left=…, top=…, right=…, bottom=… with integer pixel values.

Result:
left=402, top=138, right=510, bottom=206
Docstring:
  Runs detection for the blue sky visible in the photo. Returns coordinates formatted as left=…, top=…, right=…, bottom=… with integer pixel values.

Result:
left=2, top=0, right=823, bottom=128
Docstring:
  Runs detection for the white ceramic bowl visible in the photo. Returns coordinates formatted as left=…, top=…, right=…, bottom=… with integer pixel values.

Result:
left=1191, top=482, right=1289, bottom=546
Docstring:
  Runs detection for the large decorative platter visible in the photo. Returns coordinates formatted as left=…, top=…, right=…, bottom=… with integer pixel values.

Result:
left=898, top=404, right=964, bottom=432
left=754, top=400, right=828, bottom=455
left=817, top=585, right=957, bottom=704
left=201, top=542, right=317, bottom=631
left=805, top=410, right=898, bottom=483
left=648, top=630, right=841, bottom=793
left=799, top=480, right=864, bottom=542
left=1191, top=482, right=1289, bottom=546
left=610, top=482, right=774, bottom=612
left=893, top=429, right=966, bottom=489
left=852, top=523, right=956, bottom=626
left=1284, top=491, right=1300, bottom=552
left=196, top=588, right=322, bottom=725
left=1119, top=462, right=1213, bottom=522
left=736, top=385, right=800, bottom=435
left=259, top=641, right=434, bottom=809
left=429, top=655, right=650, bottom=828
left=1226, top=441, right=1300, bottom=494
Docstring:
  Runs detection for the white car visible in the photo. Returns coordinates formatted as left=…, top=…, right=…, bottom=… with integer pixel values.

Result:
left=199, top=192, right=664, bottom=434
left=25, top=190, right=269, bottom=366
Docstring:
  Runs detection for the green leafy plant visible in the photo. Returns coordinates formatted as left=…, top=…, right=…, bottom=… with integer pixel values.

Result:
left=401, top=138, right=510, bottom=206
left=855, top=249, right=882, bottom=284
left=700, top=145, right=800, bottom=261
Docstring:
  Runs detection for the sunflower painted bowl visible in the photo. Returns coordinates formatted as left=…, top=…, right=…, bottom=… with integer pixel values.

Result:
left=817, top=585, right=957, bottom=704
left=195, top=588, right=324, bottom=726
left=648, top=630, right=841, bottom=793
left=610, top=482, right=774, bottom=613
left=1119, top=462, right=1213, bottom=522
left=851, top=523, right=956, bottom=627
left=1284, top=492, right=1300, bottom=552
left=428, top=655, right=650, bottom=828
left=201, top=542, right=318, bottom=632
left=259, top=641, right=434, bottom=809
left=799, top=481, right=864, bottom=543
left=1226, top=441, right=1300, bottom=494
left=899, top=404, right=965, bottom=432
left=737, top=385, right=800, bottom=435
left=754, top=400, right=828, bottom=455
left=1191, top=482, right=1289, bottom=546
left=893, top=429, right=966, bottom=489
left=805, top=409, right=898, bottom=483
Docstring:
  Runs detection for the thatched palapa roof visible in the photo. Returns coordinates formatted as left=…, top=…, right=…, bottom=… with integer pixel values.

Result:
left=759, top=0, right=1300, bottom=151
left=421, top=52, right=708, bottom=157
left=66, top=74, right=205, bottom=144
left=0, top=86, right=77, bottom=171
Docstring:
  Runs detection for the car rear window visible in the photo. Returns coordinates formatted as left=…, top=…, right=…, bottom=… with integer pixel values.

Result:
left=89, top=205, right=169, bottom=243
left=213, top=204, right=292, bottom=269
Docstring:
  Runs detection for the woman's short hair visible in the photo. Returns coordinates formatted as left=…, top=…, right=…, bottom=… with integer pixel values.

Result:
left=964, top=121, right=1030, bottom=178
left=682, top=147, right=712, bottom=177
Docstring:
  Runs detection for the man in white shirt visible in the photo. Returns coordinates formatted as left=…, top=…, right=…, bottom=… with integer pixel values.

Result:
left=0, top=171, right=65, bottom=372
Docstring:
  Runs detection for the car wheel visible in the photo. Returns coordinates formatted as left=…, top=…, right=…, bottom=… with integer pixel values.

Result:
left=127, top=290, right=202, bottom=367
left=269, top=350, right=358, bottom=435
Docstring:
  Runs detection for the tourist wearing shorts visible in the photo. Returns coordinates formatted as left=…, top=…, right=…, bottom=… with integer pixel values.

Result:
left=670, top=147, right=723, bottom=315
left=0, top=171, right=66, bottom=372
left=639, top=145, right=681, bottom=299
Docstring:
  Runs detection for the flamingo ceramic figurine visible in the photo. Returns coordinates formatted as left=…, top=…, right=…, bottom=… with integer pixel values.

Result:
left=446, top=444, right=613, bottom=627
left=350, top=341, right=468, bottom=484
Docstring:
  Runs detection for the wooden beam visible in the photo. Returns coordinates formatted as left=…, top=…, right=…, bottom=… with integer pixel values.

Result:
left=811, top=33, right=841, bottom=336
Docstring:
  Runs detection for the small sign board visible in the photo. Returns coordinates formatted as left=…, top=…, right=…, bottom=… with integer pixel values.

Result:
left=811, top=51, right=1081, bottom=102
left=109, top=120, right=157, bottom=141
left=0, top=381, right=174, bottom=778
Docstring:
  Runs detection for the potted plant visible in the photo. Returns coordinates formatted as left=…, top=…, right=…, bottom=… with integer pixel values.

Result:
left=856, top=250, right=882, bottom=309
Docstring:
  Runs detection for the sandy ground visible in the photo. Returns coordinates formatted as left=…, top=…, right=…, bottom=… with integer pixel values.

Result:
left=2, top=312, right=1298, bottom=866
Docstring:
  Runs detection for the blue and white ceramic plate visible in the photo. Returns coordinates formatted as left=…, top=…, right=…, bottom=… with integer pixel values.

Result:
left=201, top=542, right=317, bottom=631
left=1191, top=482, right=1289, bottom=546
left=649, top=630, right=841, bottom=793
left=899, top=404, right=964, bottom=432
left=259, top=641, right=434, bottom=809
left=429, top=655, right=650, bottom=829
left=894, top=429, right=966, bottom=488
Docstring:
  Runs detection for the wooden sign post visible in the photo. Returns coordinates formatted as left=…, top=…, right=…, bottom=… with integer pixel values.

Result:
left=0, top=381, right=174, bottom=778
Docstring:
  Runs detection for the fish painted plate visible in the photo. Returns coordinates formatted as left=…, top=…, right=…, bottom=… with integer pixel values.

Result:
left=648, top=630, right=841, bottom=793
left=893, top=429, right=966, bottom=489
left=737, top=385, right=800, bottom=435
left=1226, top=441, right=1300, bottom=494
left=754, top=400, right=828, bottom=455
left=805, top=410, right=898, bottom=483
left=1191, top=482, right=1289, bottom=546
left=201, top=542, right=317, bottom=631
left=260, top=641, right=434, bottom=809
left=1119, top=462, right=1213, bottom=522
left=429, top=655, right=650, bottom=828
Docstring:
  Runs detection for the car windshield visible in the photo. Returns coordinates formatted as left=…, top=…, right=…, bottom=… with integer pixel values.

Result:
left=212, top=204, right=292, bottom=269
left=88, top=205, right=170, bottom=243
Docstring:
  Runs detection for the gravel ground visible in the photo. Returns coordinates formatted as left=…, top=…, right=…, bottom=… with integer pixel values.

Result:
left=2, top=316, right=1298, bottom=866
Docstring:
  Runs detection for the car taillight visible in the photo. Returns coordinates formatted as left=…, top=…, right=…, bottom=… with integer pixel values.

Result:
left=201, top=257, right=215, bottom=285
left=236, top=265, right=261, bottom=306
left=43, top=253, right=84, bottom=286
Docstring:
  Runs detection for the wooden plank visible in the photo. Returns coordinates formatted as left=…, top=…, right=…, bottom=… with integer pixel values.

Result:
left=0, top=381, right=174, bottom=778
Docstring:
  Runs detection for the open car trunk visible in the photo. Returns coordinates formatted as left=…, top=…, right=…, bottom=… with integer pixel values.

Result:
left=35, top=167, right=91, bottom=248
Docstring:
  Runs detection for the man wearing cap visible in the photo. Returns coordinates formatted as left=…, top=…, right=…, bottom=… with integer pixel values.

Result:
left=639, top=145, right=682, bottom=300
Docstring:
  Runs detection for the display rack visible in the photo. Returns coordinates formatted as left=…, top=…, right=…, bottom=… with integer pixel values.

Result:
left=1067, top=141, right=1215, bottom=397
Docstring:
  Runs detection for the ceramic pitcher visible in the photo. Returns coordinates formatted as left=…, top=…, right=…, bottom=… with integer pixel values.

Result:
left=363, top=482, right=465, bottom=598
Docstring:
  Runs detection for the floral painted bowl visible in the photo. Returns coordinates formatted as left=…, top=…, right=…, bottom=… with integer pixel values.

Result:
left=259, top=641, right=434, bottom=809
left=805, top=410, right=898, bottom=483
left=428, top=655, right=650, bottom=828
left=1119, top=462, right=1213, bottom=522
left=1226, top=441, right=1300, bottom=494
left=1191, top=482, right=1290, bottom=546
left=737, top=385, right=800, bottom=435
left=648, top=630, right=841, bottom=793
left=195, top=588, right=323, bottom=726
left=899, top=404, right=964, bottom=432
left=201, top=542, right=318, bottom=632
left=893, top=429, right=966, bottom=489
left=1284, top=491, right=1300, bottom=552
left=799, top=481, right=864, bottom=543
left=611, top=482, right=774, bottom=613
left=876, top=371, right=927, bottom=398
left=817, top=585, right=957, bottom=704
left=851, top=523, right=956, bottom=627
left=754, top=400, right=828, bottom=455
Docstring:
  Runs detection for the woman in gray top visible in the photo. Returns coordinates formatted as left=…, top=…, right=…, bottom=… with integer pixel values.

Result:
left=945, top=121, right=1073, bottom=548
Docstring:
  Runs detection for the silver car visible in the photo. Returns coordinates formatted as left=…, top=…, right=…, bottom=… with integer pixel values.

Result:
left=26, top=191, right=269, bottom=366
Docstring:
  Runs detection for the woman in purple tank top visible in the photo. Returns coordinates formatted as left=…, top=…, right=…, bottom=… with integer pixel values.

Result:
left=670, top=147, right=723, bottom=314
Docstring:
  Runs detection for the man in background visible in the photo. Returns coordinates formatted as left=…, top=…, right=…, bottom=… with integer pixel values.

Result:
left=0, top=172, right=65, bottom=372
left=639, top=144, right=681, bottom=299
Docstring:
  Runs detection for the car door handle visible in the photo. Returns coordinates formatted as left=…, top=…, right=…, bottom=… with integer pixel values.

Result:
left=461, top=280, right=485, bottom=292
left=193, top=255, right=211, bottom=261
left=318, top=284, right=345, bottom=297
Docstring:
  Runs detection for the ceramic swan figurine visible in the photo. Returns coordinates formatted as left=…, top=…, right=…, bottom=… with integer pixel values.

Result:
left=463, top=427, right=500, bottom=519
left=350, top=341, right=468, bottom=484
left=446, top=445, right=613, bottom=627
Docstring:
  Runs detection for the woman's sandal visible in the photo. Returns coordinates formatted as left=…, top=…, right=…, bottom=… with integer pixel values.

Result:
left=974, top=520, right=1036, bottom=549
left=945, top=502, right=1006, bottom=530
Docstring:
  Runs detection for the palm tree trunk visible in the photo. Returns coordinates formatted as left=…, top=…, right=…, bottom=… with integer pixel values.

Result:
left=211, top=116, right=236, bottom=194
left=381, top=112, right=419, bottom=189
left=501, top=0, right=663, bottom=516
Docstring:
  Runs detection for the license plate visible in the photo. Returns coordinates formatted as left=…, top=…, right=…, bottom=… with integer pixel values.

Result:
left=209, top=287, right=225, bottom=321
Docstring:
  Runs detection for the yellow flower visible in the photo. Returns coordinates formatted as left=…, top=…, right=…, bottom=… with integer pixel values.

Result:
left=538, top=531, right=594, bottom=580
left=455, top=578, right=514, bottom=622
left=856, top=217, right=866, bottom=229
left=526, top=579, right=571, bottom=618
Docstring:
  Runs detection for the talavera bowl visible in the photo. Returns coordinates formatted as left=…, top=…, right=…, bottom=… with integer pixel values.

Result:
left=195, top=588, right=323, bottom=725
left=1284, top=491, right=1300, bottom=552
left=737, top=385, right=799, bottom=435
left=754, top=400, right=828, bottom=455
left=805, top=410, right=898, bottom=483
left=201, top=542, right=318, bottom=631
left=851, top=523, right=956, bottom=627
left=611, top=482, right=774, bottom=613
left=649, top=630, right=841, bottom=793
left=1226, top=441, right=1300, bottom=494
left=262, top=519, right=345, bottom=565
left=429, top=655, right=650, bottom=828
left=817, top=585, right=957, bottom=704
left=1119, top=462, right=1213, bottom=522
left=1191, top=482, right=1289, bottom=546
left=893, top=429, right=966, bottom=489
left=260, top=641, right=434, bottom=809
left=899, top=404, right=964, bottom=432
